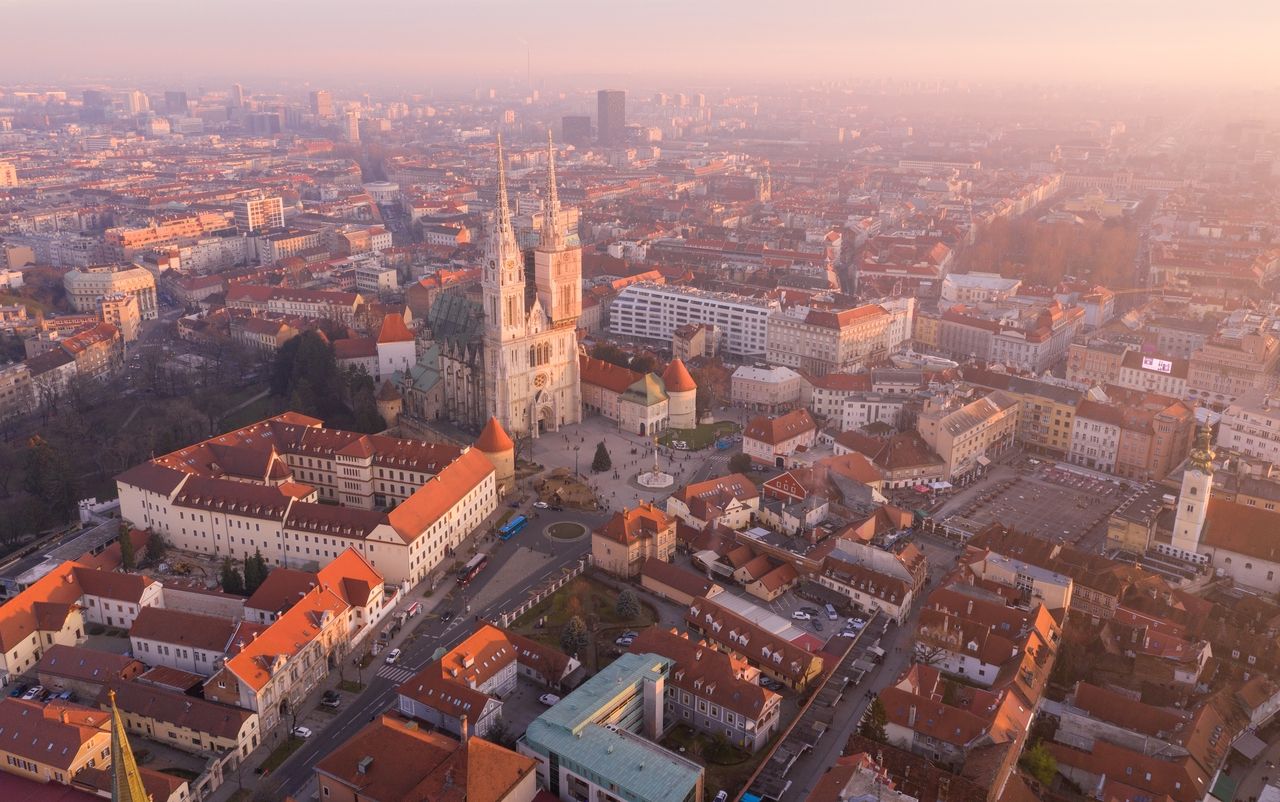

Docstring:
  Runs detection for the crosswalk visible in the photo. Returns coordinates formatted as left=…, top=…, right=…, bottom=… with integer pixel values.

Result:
left=375, top=664, right=416, bottom=684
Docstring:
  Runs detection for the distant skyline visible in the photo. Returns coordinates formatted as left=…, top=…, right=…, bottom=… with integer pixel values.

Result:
left=1, top=0, right=1278, bottom=91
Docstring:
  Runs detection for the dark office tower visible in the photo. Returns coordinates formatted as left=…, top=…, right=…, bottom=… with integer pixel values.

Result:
left=81, top=89, right=110, bottom=122
left=164, top=91, right=188, bottom=114
left=229, top=83, right=244, bottom=108
left=310, top=89, right=333, bottom=118
left=597, top=89, right=625, bottom=146
left=561, top=115, right=591, bottom=146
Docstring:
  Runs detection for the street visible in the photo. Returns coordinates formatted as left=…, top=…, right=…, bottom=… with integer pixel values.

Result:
left=263, top=510, right=595, bottom=801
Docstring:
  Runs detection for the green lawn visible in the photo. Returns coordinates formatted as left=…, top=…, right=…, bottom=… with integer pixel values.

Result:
left=0, top=293, right=51, bottom=316
left=659, top=421, right=740, bottom=451
left=259, top=736, right=305, bottom=773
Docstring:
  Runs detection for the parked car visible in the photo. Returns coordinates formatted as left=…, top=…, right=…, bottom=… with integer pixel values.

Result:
left=533, top=501, right=549, bottom=509
left=615, top=636, right=635, bottom=647
left=825, top=604, right=838, bottom=621
left=550, top=505, right=563, bottom=512
left=7, top=685, right=27, bottom=698
left=385, top=648, right=402, bottom=665
left=21, top=685, right=43, bottom=701
left=714, top=790, right=729, bottom=802
left=320, top=691, right=340, bottom=709
left=538, top=693, right=561, bottom=706
left=791, top=610, right=811, bottom=621
left=811, top=619, right=823, bottom=632
left=800, top=607, right=820, bottom=616
left=847, top=617, right=866, bottom=629
left=291, top=726, right=313, bottom=739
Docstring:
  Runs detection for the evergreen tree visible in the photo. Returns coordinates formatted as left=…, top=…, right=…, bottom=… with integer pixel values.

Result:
left=615, top=589, right=640, bottom=620
left=118, top=524, right=136, bottom=570
left=243, top=548, right=270, bottom=594
left=591, top=442, right=612, bottom=473
left=561, top=615, right=589, bottom=656
left=859, top=697, right=889, bottom=742
left=145, top=530, right=169, bottom=564
left=220, top=558, right=245, bottom=595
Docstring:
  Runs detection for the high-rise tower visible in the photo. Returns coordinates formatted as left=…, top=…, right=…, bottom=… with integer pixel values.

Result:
left=597, top=89, right=626, bottom=145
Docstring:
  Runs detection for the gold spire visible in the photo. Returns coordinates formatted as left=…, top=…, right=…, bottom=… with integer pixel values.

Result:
left=1189, top=423, right=1215, bottom=475
left=541, top=130, right=565, bottom=250
left=109, top=689, right=151, bottom=802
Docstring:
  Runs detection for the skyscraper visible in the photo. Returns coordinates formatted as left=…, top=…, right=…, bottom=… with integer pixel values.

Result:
left=310, top=89, right=333, bottom=118
left=164, top=90, right=188, bottom=114
left=597, top=89, right=626, bottom=146
left=229, top=83, right=244, bottom=108
left=343, top=109, right=361, bottom=142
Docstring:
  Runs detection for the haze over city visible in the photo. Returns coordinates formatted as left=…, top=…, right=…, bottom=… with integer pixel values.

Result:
left=2, top=6, right=1280, bottom=802
left=3, top=0, right=1279, bottom=90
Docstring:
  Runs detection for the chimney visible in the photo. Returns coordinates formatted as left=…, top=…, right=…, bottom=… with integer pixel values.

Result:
left=357, top=756, right=373, bottom=774
left=908, top=704, right=917, bottom=728
left=459, top=714, right=469, bottom=741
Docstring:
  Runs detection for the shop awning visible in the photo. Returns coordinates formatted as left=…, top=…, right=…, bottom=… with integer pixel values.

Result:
left=913, top=484, right=930, bottom=493
left=930, top=481, right=953, bottom=490
left=977, top=456, right=992, bottom=467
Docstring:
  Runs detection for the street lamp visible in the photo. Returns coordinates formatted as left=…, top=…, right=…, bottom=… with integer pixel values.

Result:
left=574, top=445, right=581, bottom=477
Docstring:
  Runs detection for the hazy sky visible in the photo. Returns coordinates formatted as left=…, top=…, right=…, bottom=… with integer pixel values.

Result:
left=2, top=0, right=1278, bottom=90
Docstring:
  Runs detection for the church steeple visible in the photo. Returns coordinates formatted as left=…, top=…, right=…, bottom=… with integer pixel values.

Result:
left=109, top=690, right=151, bottom=802
left=483, top=133, right=526, bottom=342
left=541, top=130, right=565, bottom=252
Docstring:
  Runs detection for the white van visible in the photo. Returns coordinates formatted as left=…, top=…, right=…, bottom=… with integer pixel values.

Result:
left=825, top=603, right=838, bottom=621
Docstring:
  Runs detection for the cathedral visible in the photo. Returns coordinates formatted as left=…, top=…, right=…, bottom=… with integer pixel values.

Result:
left=414, top=133, right=695, bottom=442
left=480, top=132, right=583, bottom=438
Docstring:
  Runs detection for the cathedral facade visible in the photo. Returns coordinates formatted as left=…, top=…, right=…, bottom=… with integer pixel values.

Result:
left=480, top=133, right=583, bottom=439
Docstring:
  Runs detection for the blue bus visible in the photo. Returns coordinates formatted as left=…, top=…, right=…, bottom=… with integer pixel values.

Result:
left=499, top=515, right=529, bottom=540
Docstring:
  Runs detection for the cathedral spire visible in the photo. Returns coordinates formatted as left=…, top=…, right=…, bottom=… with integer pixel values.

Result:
left=541, top=130, right=565, bottom=250
left=109, top=690, right=151, bottom=802
left=489, top=133, right=521, bottom=270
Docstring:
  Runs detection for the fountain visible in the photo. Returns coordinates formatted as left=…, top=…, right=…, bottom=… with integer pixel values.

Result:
left=636, top=439, right=674, bottom=489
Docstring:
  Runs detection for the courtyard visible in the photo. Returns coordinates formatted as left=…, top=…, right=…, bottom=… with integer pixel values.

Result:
left=509, top=574, right=660, bottom=673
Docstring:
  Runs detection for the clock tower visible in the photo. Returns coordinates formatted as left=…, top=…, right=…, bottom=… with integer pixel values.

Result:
left=1169, top=424, right=1214, bottom=562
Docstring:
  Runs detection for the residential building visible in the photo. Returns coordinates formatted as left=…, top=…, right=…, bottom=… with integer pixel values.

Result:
left=36, top=645, right=145, bottom=700
left=916, top=391, right=1018, bottom=479
left=672, top=323, right=718, bottom=362
left=1187, top=312, right=1280, bottom=404
left=233, top=196, right=284, bottom=233
left=1114, top=350, right=1188, bottom=398
left=743, top=409, right=817, bottom=468
left=397, top=624, right=578, bottom=739
left=610, top=284, right=778, bottom=357
left=765, top=300, right=913, bottom=376
left=628, top=627, right=782, bottom=752
left=879, top=663, right=1032, bottom=771
left=730, top=365, right=804, bottom=412
left=226, top=285, right=365, bottom=324
left=592, top=503, right=676, bottom=579
left=962, top=368, right=1082, bottom=458
left=832, top=430, right=947, bottom=489
left=0, top=699, right=111, bottom=784
left=129, top=608, right=238, bottom=676
left=518, top=652, right=705, bottom=802
left=1217, top=388, right=1280, bottom=463
left=98, top=292, right=140, bottom=343
left=665, top=473, right=760, bottom=532
left=685, top=594, right=824, bottom=691
left=1066, top=340, right=1129, bottom=388
left=59, top=322, right=123, bottom=381
left=597, top=89, right=626, bottom=146
left=913, top=588, right=1061, bottom=690
left=103, top=679, right=259, bottom=762
left=315, top=715, right=538, bottom=802
left=63, top=266, right=157, bottom=320
left=639, top=559, right=723, bottom=607
left=0, top=362, right=33, bottom=421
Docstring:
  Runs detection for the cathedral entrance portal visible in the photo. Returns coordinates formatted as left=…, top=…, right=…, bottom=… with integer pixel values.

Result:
left=536, top=405, right=555, bottom=436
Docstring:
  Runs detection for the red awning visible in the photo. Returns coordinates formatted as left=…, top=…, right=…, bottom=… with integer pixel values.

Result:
left=914, top=484, right=930, bottom=493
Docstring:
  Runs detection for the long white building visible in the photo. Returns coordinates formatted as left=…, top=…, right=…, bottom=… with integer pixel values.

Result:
left=115, top=412, right=501, bottom=586
left=610, top=283, right=778, bottom=357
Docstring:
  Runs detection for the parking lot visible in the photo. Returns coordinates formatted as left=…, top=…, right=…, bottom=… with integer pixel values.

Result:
left=938, top=463, right=1129, bottom=551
